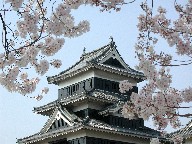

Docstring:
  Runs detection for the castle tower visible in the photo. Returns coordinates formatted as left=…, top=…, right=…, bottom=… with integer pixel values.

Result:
left=18, top=40, right=160, bottom=144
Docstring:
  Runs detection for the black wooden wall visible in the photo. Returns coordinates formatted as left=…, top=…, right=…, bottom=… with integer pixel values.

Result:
left=48, top=119, right=69, bottom=132
left=49, top=137, right=135, bottom=144
left=58, top=77, right=138, bottom=99
left=74, top=108, right=144, bottom=129
left=49, top=136, right=171, bottom=144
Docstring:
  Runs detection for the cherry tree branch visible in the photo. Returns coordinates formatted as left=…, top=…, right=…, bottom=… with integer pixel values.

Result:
left=161, top=61, right=192, bottom=66
left=0, top=12, right=9, bottom=58
left=19, top=0, right=45, bottom=49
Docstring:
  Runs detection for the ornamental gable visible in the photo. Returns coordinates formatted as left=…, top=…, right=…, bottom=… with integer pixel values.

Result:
left=40, top=107, right=80, bottom=134
left=47, top=40, right=144, bottom=85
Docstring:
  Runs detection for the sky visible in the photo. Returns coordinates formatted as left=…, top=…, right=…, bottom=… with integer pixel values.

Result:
left=0, top=0, right=192, bottom=143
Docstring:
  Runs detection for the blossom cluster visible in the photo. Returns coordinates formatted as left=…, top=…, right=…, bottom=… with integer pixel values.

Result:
left=3, top=1, right=192, bottom=142
left=5, top=0, right=24, bottom=11
left=171, top=135, right=183, bottom=144
left=119, top=80, right=133, bottom=93
left=120, top=0, right=192, bottom=133
left=122, top=102, right=136, bottom=119
left=1, top=0, right=126, bottom=99
left=50, top=59, right=62, bottom=68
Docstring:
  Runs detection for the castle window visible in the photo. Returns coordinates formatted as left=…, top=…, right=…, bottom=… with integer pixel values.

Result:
left=57, top=120, right=60, bottom=127
left=73, top=85, right=75, bottom=93
left=61, top=119, right=64, bottom=126
left=76, top=84, right=79, bottom=91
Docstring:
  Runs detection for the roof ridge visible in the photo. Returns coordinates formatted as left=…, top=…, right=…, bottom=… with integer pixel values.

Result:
left=47, top=41, right=145, bottom=84
left=58, top=43, right=111, bottom=76
left=82, top=43, right=110, bottom=57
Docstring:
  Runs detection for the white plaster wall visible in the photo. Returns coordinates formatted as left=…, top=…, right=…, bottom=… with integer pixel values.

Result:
left=58, top=70, right=94, bottom=88
left=67, top=130, right=86, bottom=141
left=94, top=69, right=137, bottom=86
left=33, top=129, right=150, bottom=144
left=31, top=131, right=85, bottom=144
left=72, top=102, right=89, bottom=112
left=185, top=137, right=192, bottom=144
left=87, top=101, right=105, bottom=110
left=72, top=101, right=105, bottom=112
left=31, top=135, right=66, bottom=144
left=58, top=69, right=137, bottom=89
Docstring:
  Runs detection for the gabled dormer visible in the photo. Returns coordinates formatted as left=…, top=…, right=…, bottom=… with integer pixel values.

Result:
left=40, top=106, right=81, bottom=134
left=97, top=43, right=130, bottom=70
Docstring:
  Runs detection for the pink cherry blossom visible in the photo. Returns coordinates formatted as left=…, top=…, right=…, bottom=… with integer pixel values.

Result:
left=120, top=0, right=192, bottom=132
left=1, top=1, right=192, bottom=136
left=119, top=80, right=133, bottom=93
left=50, top=59, right=62, bottom=68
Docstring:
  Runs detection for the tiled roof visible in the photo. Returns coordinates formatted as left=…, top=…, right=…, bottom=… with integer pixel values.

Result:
left=86, top=118, right=160, bottom=138
left=169, top=119, right=192, bottom=139
left=33, top=90, right=123, bottom=115
left=17, top=123, right=83, bottom=144
left=47, top=41, right=145, bottom=84
left=17, top=117, right=161, bottom=144
left=98, top=101, right=124, bottom=116
left=39, top=106, right=81, bottom=134
left=63, top=43, right=111, bottom=75
left=19, top=96, right=164, bottom=144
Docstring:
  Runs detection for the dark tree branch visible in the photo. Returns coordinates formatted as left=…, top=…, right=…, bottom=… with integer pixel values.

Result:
left=0, top=12, right=9, bottom=59
left=19, top=0, right=45, bottom=49
left=161, top=61, right=192, bottom=66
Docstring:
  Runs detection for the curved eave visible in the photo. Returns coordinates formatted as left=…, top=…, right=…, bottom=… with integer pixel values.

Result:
left=59, top=94, right=118, bottom=106
left=17, top=124, right=83, bottom=144
left=47, top=63, right=145, bottom=85
left=169, top=120, right=192, bottom=139
left=33, top=101, right=57, bottom=116
left=33, top=91, right=120, bottom=115
left=17, top=122, right=161, bottom=144
left=83, top=126, right=159, bottom=140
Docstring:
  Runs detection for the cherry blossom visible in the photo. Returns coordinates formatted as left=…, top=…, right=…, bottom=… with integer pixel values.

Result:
left=50, top=60, right=62, bottom=68
left=171, top=135, right=183, bottom=144
left=41, top=37, right=65, bottom=56
left=34, top=60, right=49, bottom=76
left=122, top=102, right=136, bottom=119
left=5, top=0, right=24, bottom=11
left=20, top=73, right=28, bottom=80
left=119, top=0, right=192, bottom=135
left=119, top=80, right=133, bottom=93
left=1, top=2, right=191, bottom=143
left=41, top=87, right=49, bottom=95
left=1, top=0, right=127, bottom=99
left=181, top=87, right=192, bottom=103
left=35, top=87, right=49, bottom=101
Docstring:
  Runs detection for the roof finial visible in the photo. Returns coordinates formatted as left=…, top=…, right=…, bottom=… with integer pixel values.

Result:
left=109, top=36, right=113, bottom=42
left=80, top=47, right=86, bottom=59
left=83, top=47, right=86, bottom=55
left=109, top=36, right=115, bottom=47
